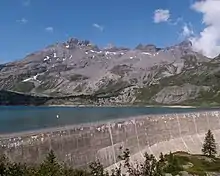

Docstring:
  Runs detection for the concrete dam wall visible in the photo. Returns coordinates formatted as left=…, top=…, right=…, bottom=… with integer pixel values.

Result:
left=0, top=110, right=220, bottom=169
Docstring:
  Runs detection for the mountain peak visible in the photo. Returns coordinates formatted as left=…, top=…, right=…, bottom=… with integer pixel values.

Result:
left=135, top=44, right=160, bottom=53
left=177, top=40, right=192, bottom=48
left=67, top=38, right=91, bottom=47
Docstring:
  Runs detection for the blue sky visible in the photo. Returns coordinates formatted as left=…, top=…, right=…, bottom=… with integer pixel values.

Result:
left=0, top=0, right=204, bottom=63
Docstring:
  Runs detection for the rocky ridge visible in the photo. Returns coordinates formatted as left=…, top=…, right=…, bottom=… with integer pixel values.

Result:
left=0, top=38, right=220, bottom=106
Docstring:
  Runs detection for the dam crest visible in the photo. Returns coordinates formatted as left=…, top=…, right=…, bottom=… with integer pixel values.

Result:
left=0, top=110, right=220, bottom=169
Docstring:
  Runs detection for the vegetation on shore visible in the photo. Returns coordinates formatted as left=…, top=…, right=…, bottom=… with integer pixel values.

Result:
left=2, top=88, right=220, bottom=108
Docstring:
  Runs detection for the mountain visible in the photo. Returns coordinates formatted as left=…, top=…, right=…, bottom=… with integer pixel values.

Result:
left=1, top=38, right=220, bottom=106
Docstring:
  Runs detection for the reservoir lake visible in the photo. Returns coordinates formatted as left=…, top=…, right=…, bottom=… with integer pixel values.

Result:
left=0, top=106, right=217, bottom=134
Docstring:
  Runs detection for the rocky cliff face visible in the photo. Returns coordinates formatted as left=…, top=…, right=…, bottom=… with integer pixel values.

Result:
left=1, top=38, right=220, bottom=106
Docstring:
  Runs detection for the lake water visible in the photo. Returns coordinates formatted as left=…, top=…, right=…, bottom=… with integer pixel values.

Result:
left=0, top=106, right=216, bottom=134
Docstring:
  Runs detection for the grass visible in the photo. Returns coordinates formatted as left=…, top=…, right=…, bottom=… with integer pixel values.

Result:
left=12, top=82, right=35, bottom=93
left=170, top=152, right=220, bottom=176
left=94, top=80, right=130, bottom=97
left=135, top=85, right=160, bottom=100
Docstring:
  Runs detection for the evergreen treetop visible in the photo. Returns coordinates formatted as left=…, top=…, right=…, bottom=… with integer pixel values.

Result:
left=202, top=129, right=217, bottom=157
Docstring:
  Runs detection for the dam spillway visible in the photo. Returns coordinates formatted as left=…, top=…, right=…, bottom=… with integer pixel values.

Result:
left=0, top=110, right=220, bottom=169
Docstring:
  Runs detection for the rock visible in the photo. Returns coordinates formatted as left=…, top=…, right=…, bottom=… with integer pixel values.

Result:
left=165, top=174, right=173, bottom=176
left=182, top=162, right=194, bottom=169
left=178, top=40, right=192, bottom=49
left=179, top=171, right=192, bottom=176
left=135, top=44, right=160, bottom=53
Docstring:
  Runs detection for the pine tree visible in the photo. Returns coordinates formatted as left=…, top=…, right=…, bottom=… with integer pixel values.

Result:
left=118, top=148, right=163, bottom=176
left=89, top=159, right=107, bottom=176
left=159, top=153, right=165, bottom=163
left=7, top=163, right=29, bottom=176
left=202, top=129, right=217, bottom=157
left=0, top=155, right=8, bottom=176
left=141, top=152, right=162, bottom=176
left=37, top=150, right=62, bottom=176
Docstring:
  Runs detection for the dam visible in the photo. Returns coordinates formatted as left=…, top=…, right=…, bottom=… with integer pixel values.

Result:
left=0, top=110, right=220, bottom=169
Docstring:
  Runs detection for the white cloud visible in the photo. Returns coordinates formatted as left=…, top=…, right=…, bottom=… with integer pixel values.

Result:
left=22, top=0, right=30, bottom=6
left=93, top=23, right=104, bottom=32
left=153, top=9, right=170, bottom=23
left=181, top=23, right=194, bottom=38
left=45, top=27, right=54, bottom=33
left=16, top=18, right=28, bottom=24
left=190, top=0, right=220, bottom=58
left=169, top=17, right=183, bottom=26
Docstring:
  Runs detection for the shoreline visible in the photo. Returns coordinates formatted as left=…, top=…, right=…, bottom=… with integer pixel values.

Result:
left=47, top=104, right=197, bottom=108
left=156, top=105, right=196, bottom=109
left=2, top=103, right=219, bottom=109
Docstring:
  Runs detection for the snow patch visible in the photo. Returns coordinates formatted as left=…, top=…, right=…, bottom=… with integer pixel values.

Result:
left=65, top=45, right=70, bottom=48
left=33, top=74, right=39, bottom=80
left=23, top=74, right=40, bottom=83
left=153, top=52, right=159, bottom=57
left=90, top=50, right=103, bottom=54
left=142, top=52, right=152, bottom=56
left=105, top=51, right=117, bottom=55
left=53, top=53, right=57, bottom=58
left=44, top=56, right=50, bottom=61
left=69, top=55, right=72, bottom=59
left=22, top=78, right=32, bottom=82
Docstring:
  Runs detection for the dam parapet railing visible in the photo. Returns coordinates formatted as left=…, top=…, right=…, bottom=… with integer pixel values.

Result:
left=0, top=110, right=220, bottom=168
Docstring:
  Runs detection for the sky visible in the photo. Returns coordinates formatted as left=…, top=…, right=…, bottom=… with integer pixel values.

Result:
left=0, top=0, right=220, bottom=63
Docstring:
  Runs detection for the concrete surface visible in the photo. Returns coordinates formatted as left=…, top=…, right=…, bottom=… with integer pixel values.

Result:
left=0, top=110, right=220, bottom=169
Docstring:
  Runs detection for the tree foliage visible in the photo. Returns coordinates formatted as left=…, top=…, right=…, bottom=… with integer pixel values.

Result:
left=163, top=152, right=182, bottom=174
left=1, top=145, right=217, bottom=176
left=118, top=148, right=164, bottom=176
left=202, top=129, right=217, bottom=157
left=89, top=159, right=108, bottom=176
left=36, top=150, right=62, bottom=176
left=0, top=148, right=166, bottom=176
left=159, top=153, right=165, bottom=163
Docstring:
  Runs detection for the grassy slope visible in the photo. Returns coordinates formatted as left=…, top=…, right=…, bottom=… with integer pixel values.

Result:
left=0, top=90, right=51, bottom=105
left=172, top=152, right=220, bottom=176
